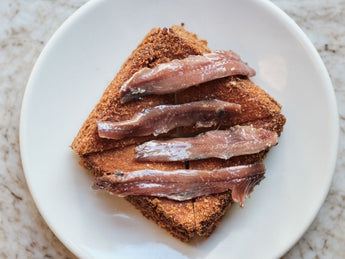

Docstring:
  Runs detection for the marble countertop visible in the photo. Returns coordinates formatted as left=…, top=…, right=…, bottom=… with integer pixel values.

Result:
left=1, top=0, right=344, bottom=258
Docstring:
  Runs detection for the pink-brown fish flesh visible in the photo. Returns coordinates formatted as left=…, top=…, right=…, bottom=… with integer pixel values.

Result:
left=119, top=50, right=256, bottom=103
left=93, top=163, right=265, bottom=206
left=135, top=126, right=278, bottom=162
left=98, top=99, right=241, bottom=140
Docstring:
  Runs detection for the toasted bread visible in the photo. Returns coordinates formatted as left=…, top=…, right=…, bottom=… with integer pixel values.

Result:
left=72, top=25, right=285, bottom=242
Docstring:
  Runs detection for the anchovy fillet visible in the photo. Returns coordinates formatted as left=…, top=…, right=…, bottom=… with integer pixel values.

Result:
left=98, top=99, right=241, bottom=140
left=93, top=163, right=265, bottom=206
left=135, top=126, right=278, bottom=161
left=120, top=50, right=256, bottom=103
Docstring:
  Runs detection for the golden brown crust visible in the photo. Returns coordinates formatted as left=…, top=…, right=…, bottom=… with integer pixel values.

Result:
left=194, top=191, right=232, bottom=237
left=72, top=25, right=286, bottom=242
left=125, top=196, right=195, bottom=242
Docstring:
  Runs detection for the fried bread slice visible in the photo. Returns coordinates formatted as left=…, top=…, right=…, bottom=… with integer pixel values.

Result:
left=72, top=25, right=285, bottom=242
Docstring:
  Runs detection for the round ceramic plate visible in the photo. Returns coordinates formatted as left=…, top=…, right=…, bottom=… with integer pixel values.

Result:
left=20, top=0, right=338, bottom=258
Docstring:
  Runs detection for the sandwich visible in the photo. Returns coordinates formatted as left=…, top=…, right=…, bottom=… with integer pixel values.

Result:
left=71, top=25, right=286, bottom=242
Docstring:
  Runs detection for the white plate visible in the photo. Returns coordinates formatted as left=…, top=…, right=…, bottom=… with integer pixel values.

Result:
left=20, top=0, right=339, bottom=258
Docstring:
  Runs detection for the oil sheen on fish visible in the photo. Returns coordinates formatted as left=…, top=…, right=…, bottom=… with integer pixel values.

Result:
left=119, top=50, right=256, bottom=103
left=98, top=99, right=241, bottom=140
left=93, top=163, right=265, bottom=206
left=135, top=126, right=278, bottom=161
